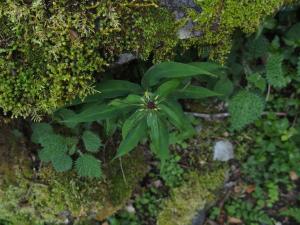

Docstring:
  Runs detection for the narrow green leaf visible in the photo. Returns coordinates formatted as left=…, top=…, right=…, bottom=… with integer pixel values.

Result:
left=95, top=80, right=143, bottom=99
left=174, top=85, right=222, bottom=99
left=54, top=108, right=78, bottom=128
left=52, top=154, right=73, bottom=172
left=116, top=119, right=147, bottom=158
left=147, top=114, right=170, bottom=160
left=189, top=62, right=225, bottom=75
left=122, top=110, right=146, bottom=138
left=75, top=154, right=102, bottom=178
left=159, top=103, right=184, bottom=130
left=82, top=130, right=102, bottom=153
left=155, top=79, right=181, bottom=99
left=63, top=103, right=132, bottom=124
left=142, top=62, right=217, bottom=88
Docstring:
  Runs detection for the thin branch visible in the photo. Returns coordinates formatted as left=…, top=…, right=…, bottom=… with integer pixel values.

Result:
left=185, top=111, right=288, bottom=120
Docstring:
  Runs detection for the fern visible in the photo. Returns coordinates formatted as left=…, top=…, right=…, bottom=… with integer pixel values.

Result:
left=266, top=53, right=286, bottom=88
left=31, top=123, right=103, bottom=178
left=229, top=91, right=265, bottom=130
left=280, top=208, right=300, bottom=223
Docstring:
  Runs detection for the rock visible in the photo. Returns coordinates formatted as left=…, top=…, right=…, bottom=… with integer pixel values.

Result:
left=160, top=0, right=202, bottom=13
left=0, top=130, right=147, bottom=225
left=157, top=169, right=226, bottom=225
left=213, top=140, right=234, bottom=161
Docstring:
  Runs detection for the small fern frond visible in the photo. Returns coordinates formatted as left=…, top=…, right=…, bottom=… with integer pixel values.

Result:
left=266, top=53, right=286, bottom=88
left=229, top=91, right=265, bottom=130
left=280, top=208, right=300, bottom=223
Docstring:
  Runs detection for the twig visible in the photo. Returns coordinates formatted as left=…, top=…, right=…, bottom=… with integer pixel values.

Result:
left=266, top=84, right=271, bottom=101
left=185, top=111, right=288, bottom=120
left=119, top=158, right=128, bottom=185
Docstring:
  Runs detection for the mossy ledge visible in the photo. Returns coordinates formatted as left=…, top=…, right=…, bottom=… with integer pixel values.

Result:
left=0, top=0, right=297, bottom=118
left=157, top=168, right=226, bottom=225
left=0, top=129, right=147, bottom=225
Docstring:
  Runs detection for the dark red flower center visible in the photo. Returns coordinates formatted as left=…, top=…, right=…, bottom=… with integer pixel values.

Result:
left=147, top=101, right=156, bottom=109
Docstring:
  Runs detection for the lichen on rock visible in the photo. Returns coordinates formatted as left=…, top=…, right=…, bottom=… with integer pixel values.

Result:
left=157, top=168, right=226, bottom=225
left=0, top=129, right=147, bottom=225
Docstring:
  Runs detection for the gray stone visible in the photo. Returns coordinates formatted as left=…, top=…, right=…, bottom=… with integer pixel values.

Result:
left=160, top=0, right=202, bottom=13
left=213, top=140, right=234, bottom=161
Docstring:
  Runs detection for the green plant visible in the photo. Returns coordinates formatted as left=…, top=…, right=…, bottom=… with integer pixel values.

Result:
left=108, top=210, right=139, bottom=225
left=60, top=62, right=221, bottom=161
left=159, top=155, right=184, bottom=188
left=224, top=199, right=275, bottom=225
left=31, top=123, right=102, bottom=178
left=280, top=208, right=300, bottom=223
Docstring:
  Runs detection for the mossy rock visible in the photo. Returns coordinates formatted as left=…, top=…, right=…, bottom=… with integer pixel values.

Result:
left=157, top=168, right=226, bottom=225
left=0, top=0, right=297, bottom=118
left=0, top=129, right=147, bottom=225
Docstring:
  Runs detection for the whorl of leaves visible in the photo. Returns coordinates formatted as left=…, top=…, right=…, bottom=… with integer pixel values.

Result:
left=229, top=91, right=265, bottom=130
left=266, top=53, right=286, bottom=88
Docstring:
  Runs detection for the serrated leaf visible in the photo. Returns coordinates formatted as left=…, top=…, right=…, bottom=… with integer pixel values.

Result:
left=116, top=119, right=147, bottom=158
left=122, top=110, right=146, bottom=138
left=246, top=35, right=269, bottom=59
left=247, top=73, right=266, bottom=92
left=266, top=53, right=286, bottom=88
left=142, top=62, right=217, bottom=88
left=285, top=22, right=300, bottom=44
left=174, top=85, right=221, bottom=99
left=52, top=154, right=73, bottom=172
left=82, top=130, right=102, bottom=153
left=155, top=79, right=181, bottom=98
left=75, top=154, right=102, bottom=178
left=229, top=91, right=265, bottom=130
left=65, top=137, right=78, bottom=155
left=31, top=123, right=53, bottom=144
left=147, top=114, right=170, bottom=161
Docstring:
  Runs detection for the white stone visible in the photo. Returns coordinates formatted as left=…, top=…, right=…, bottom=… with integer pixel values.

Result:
left=213, top=140, right=234, bottom=161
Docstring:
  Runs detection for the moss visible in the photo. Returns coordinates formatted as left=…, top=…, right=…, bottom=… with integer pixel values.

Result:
left=183, top=0, right=297, bottom=62
left=0, top=133, right=147, bottom=225
left=0, top=0, right=178, bottom=118
left=157, top=168, right=226, bottom=225
left=0, top=0, right=297, bottom=117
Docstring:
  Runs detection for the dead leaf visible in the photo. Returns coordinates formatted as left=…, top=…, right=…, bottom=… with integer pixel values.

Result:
left=290, top=171, right=299, bottom=181
left=228, top=216, right=243, bottom=224
left=245, top=184, right=256, bottom=193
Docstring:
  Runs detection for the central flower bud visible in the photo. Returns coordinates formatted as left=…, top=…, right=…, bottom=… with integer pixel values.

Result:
left=147, top=101, right=156, bottom=109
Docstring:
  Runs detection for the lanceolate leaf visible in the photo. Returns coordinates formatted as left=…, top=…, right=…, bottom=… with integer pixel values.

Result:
left=147, top=113, right=170, bottom=160
left=142, top=62, right=217, bottom=88
left=122, top=110, right=146, bottom=138
left=159, top=103, right=185, bottom=130
left=189, top=62, right=225, bottom=75
left=116, top=119, right=147, bottom=158
left=95, top=80, right=143, bottom=98
left=155, top=79, right=181, bottom=99
left=82, top=130, right=102, bottom=153
left=174, top=85, right=221, bottom=99
left=63, top=103, right=133, bottom=124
